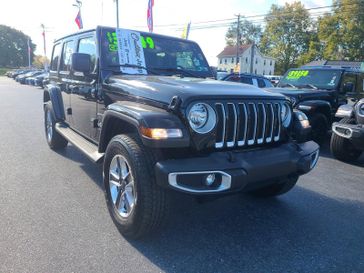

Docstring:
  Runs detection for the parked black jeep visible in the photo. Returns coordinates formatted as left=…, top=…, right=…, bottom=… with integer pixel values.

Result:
left=43, top=26, right=319, bottom=238
left=265, top=67, right=364, bottom=144
left=330, top=99, right=364, bottom=162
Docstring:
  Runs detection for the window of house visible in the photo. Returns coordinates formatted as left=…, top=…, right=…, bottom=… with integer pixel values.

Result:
left=264, top=60, right=266, bottom=66
left=246, top=57, right=248, bottom=63
left=59, top=40, right=74, bottom=72
left=254, top=69, right=257, bottom=74
left=231, top=57, right=234, bottom=64
left=78, top=36, right=96, bottom=71
left=269, top=71, right=272, bottom=75
left=263, top=70, right=265, bottom=75
left=50, top=43, right=62, bottom=71
left=270, top=60, right=272, bottom=66
left=224, top=59, right=227, bottom=64
left=255, top=58, right=258, bottom=64
left=220, top=59, right=222, bottom=64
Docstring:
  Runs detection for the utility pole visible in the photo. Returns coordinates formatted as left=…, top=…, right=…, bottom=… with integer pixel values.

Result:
left=114, top=0, right=120, bottom=28
left=250, top=41, right=255, bottom=74
left=41, top=24, right=48, bottom=70
left=235, top=14, right=241, bottom=71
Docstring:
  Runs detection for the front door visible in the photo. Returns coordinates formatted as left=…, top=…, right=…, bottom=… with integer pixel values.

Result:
left=69, top=34, right=98, bottom=140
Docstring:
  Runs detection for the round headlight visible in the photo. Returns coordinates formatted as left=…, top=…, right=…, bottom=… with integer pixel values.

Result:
left=188, top=103, right=216, bottom=133
left=281, top=103, right=292, bottom=128
left=358, top=103, right=364, bottom=116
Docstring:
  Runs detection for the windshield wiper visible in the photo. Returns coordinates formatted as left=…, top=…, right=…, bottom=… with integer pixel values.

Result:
left=280, top=83, right=298, bottom=88
left=300, top=84, right=318, bottom=90
left=150, top=67, right=205, bottom=78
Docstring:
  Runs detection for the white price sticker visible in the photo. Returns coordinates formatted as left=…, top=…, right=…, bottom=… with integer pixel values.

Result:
left=115, top=29, right=147, bottom=75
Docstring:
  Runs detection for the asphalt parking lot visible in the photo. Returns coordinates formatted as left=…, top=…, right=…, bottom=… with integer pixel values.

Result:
left=0, top=76, right=363, bottom=273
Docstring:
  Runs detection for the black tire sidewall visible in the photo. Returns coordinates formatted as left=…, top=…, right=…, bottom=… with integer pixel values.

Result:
left=103, top=135, right=153, bottom=237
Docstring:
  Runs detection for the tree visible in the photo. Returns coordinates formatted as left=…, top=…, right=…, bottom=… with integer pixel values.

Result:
left=225, top=18, right=262, bottom=46
left=260, top=2, right=312, bottom=74
left=0, top=25, right=36, bottom=67
left=33, top=55, right=49, bottom=69
left=317, top=0, right=364, bottom=61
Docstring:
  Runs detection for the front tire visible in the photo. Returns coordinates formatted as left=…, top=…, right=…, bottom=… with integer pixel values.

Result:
left=310, top=113, right=329, bottom=145
left=44, top=103, right=68, bottom=150
left=248, top=176, right=299, bottom=197
left=330, top=118, right=362, bottom=162
left=103, top=134, right=169, bottom=239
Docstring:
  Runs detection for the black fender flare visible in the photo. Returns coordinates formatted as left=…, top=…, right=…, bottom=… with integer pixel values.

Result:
left=296, top=100, right=332, bottom=120
left=98, top=101, right=190, bottom=152
left=43, top=84, right=65, bottom=121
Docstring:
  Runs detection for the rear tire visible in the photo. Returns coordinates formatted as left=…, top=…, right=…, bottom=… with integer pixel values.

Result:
left=249, top=176, right=299, bottom=197
left=44, top=103, right=68, bottom=150
left=310, top=113, right=329, bottom=145
left=330, top=118, right=362, bottom=162
left=103, top=134, right=169, bottom=239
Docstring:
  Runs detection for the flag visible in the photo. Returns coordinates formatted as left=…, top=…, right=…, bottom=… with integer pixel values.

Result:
left=147, top=0, right=154, bottom=32
left=181, top=22, right=191, bottom=39
left=75, top=10, right=83, bottom=29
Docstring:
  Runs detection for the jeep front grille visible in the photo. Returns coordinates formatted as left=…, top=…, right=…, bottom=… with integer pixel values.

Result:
left=214, top=102, right=281, bottom=149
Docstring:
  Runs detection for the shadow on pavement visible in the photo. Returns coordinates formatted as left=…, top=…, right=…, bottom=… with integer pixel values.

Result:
left=55, top=139, right=364, bottom=272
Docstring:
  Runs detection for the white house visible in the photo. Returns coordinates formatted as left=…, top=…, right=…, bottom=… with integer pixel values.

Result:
left=217, top=44, right=276, bottom=76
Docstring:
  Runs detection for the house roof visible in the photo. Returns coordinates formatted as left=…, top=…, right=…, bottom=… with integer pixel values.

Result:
left=217, top=45, right=251, bottom=58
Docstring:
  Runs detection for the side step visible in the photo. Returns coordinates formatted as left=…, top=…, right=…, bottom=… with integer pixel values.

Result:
left=55, top=123, right=104, bottom=163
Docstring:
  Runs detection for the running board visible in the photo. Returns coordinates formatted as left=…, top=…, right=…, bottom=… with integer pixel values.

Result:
left=55, top=123, right=104, bottom=163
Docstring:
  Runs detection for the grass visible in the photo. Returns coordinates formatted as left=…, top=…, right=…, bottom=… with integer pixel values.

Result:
left=0, top=67, right=10, bottom=76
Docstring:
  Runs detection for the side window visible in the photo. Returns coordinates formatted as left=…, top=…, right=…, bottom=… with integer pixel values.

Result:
left=257, top=78, right=266, bottom=88
left=340, top=73, right=357, bottom=93
left=226, top=75, right=241, bottom=82
left=241, top=77, right=253, bottom=85
left=78, top=36, right=97, bottom=71
left=264, top=79, right=274, bottom=87
left=50, top=43, right=62, bottom=71
left=357, top=73, right=364, bottom=93
left=60, top=40, right=74, bottom=72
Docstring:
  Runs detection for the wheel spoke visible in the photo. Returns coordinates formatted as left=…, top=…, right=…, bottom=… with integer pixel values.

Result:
left=109, top=169, right=120, bottom=185
left=122, top=171, right=130, bottom=181
left=115, top=188, right=123, bottom=210
left=124, top=191, right=132, bottom=212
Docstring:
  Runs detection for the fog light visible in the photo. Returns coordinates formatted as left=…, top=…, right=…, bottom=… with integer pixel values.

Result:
left=205, top=174, right=216, bottom=186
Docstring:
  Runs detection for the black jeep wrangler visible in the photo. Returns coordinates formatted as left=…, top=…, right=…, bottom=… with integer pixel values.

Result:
left=331, top=99, right=364, bottom=162
left=43, top=26, right=319, bottom=238
left=266, top=67, right=364, bottom=144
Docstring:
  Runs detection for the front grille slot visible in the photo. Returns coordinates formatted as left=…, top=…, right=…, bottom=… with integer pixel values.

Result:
left=214, top=101, right=282, bottom=149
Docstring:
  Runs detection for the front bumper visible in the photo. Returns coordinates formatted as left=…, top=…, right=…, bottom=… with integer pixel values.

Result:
left=332, top=123, right=364, bottom=150
left=155, top=141, right=319, bottom=195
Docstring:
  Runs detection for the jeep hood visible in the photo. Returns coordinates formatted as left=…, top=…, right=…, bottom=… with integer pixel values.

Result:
left=105, top=75, right=285, bottom=106
left=264, top=87, right=334, bottom=101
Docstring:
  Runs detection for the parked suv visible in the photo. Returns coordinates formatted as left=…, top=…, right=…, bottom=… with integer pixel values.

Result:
left=266, top=67, right=364, bottom=144
left=222, top=73, right=274, bottom=88
left=330, top=99, right=364, bottom=162
left=43, top=26, right=319, bottom=238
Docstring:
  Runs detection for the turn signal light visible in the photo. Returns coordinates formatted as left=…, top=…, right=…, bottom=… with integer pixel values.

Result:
left=140, top=127, right=183, bottom=140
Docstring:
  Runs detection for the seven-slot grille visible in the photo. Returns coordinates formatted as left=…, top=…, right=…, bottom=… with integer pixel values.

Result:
left=214, top=101, right=282, bottom=149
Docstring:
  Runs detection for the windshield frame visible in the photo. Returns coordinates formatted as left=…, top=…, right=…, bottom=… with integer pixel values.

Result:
left=278, top=68, right=344, bottom=90
left=97, top=26, right=214, bottom=78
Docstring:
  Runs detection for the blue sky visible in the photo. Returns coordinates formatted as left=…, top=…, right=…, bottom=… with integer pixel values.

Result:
left=0, top=0, right=331, bottom=65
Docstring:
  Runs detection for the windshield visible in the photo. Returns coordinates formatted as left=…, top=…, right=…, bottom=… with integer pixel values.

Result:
left=100, top=28, right=212, bottom=78
left=278, top=69, right=342, bottom=90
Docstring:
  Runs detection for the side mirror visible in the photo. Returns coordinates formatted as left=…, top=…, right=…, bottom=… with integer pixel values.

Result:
left=71, top=53, right=91, bottom=74
left=343, top=82, right=354, bottom=93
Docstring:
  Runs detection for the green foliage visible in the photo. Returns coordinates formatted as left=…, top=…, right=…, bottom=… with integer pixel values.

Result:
left=260, top=2, right=312, bottom=74
left=0, top=68, right=8, bottom=76
left=225, top=18, right=262, bottom=46
left=0, top=25, right=36, bottom=67
left=317, top=0, right=364, bottom=61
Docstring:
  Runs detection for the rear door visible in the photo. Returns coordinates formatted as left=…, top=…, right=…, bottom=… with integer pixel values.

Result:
left=339, top=72, right=358, bottom=106
left=69, top=33, right=98, bottom=140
